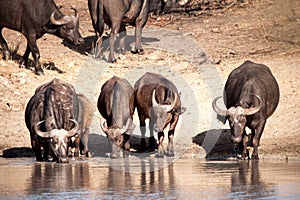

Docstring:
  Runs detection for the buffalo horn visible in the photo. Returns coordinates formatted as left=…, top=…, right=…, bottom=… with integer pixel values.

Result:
left=67, top=119, right=79, bottom=137
left=152, top=89, right=158, bottom=107
left=152, top=89, right=178, bottom=112
left=71, top=7, right=79, bottom=18
left=50, top=11, right=72, bottom=26
left=34, top=120, right=53, bottom=138
left=243, top=95, right=262, bottom=116
left=212, top=96, right=227, bottom=116
left=100, top=118, right=109, bottom=133
left=166, top=92, right=178, bottom=112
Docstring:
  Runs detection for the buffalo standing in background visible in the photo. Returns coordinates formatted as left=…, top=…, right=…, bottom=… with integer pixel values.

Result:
left=88, top=0, right=167, bottom=62
left=0, top=0, right=84, bottom=75
left=134, top=72, right=186, bottom=157
left=25, top=79, right=91, bottom=163
left=98, top=76, right=136, bottom=158
left=212, top=60, right=280, bottom=160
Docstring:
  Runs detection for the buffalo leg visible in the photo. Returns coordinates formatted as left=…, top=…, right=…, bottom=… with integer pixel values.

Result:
left=251, top=122, right=266, bottom=160
left=108, top=22, right=121, bottom=63
left=131, top=27, right=144, bottom=55
left=19, top=44, right=31, bottom=69
left=110, top=142, right=121, bottom=158
left=148, top=118, right=156, bottom=150
left=241, top=131, right=249, bottom=159
left=166, top=115, right=179, bottom=157
left=123, top=133, right=130, bottom=157
left=139, top=115, right=147, bottom=151
left=24, top=35, right=43, bottom=75
left=80, top=129, right=91, bottom=157
left=132, top=0, right=149, bottom=55
left=31, top=139, right=43, bottom=162
left=73, top=136, right=81, bottom=157
left=156, top=131, right=165, bottom=157
left=0, top=27, right=10, bottom=59
left=43, top=143, right=53, bottom=162
left=95, top=36, right=103, bottom=59
left=118, top=25, right=127, bottom=54
left=166, top=130, right=175, bottom=157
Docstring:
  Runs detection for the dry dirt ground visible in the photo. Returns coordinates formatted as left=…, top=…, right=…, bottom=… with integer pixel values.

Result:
left=0, top=0, right=299, bottom=160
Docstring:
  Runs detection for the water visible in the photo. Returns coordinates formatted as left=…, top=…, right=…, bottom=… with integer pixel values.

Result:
left=0, top=157, right=299, bottom=199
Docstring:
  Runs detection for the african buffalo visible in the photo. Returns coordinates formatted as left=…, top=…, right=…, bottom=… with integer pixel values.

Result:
left=88, top=0, right=167, bottom=62
left=98, top=76, right=136, bottom=158
left=134, top=72, right=186, bottom=157
left=25, top=79, right=91, bottom=163
left=212, top=60, right=280, bottom=160
left=0, top=0, right=84, bottom=75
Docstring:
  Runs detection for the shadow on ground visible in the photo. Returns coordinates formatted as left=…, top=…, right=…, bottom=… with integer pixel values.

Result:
left=1, top=130, right=236, bottom=159
left=2, top=147, right=34, bottom=158
left=192, top=129, right=237, bottom=159
left=88, top=133, right=157, bottom=158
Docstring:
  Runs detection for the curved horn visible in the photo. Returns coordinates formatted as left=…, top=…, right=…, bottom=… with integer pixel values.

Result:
left=50, top=11, right=71, bottom=25
left=152, top=89, right=178, bottom=112
left=165, top=92, right=178, bottom=112
left=34, top=120, right=52, bottom=138
left=212, top=96, right=228, bottom=116
left=100, top=118, right=109, bottom=133
left=152, top=89, right=158, bottom=107
left=71, top=7, right=79, bottom=18
left=67, top=119, right=79, bottom=137
left=243, top=95, right=262, bottom=116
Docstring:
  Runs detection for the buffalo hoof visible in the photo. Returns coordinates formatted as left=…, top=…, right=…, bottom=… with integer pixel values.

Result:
left=117, top=48, right=126, bottom=55
left=131, top=49, right=144, bottom=55
left=155, top=151, right=164, bottom=158
left=3, top=50, right=11, bottom=60
left=155, top=153, right=164, bottom=158
left=19, top=62, right=26, bottom=69
left=165, top=151, right=175, bottom=157
left=46, top=157, right=54, bottom=162
left=108, top=58, right=117, bottom=63
left=110, top=152, right=120, bottom=159
left=123, top=151, right=130, bottom=158
left=86, top=151, right=94, bottom=158
left=35, top=70, right=44, bottom=76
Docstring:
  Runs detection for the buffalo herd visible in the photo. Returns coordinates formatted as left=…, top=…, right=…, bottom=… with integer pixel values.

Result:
left=0, top=0, right=280, bottom=162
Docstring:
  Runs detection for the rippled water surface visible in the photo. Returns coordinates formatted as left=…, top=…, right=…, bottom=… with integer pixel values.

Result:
left=0, top=157, right=299, bottom=199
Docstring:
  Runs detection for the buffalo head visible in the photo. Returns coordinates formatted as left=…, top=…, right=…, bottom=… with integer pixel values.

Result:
left=212, top=95, right=262, bottom=143
left=50, top=8, right=84, bottom=45
left=34, top=119, right=79, bottom=163
left=100, top=118, right=135, bottom=158
left=151, top=89, right=185, bottom=132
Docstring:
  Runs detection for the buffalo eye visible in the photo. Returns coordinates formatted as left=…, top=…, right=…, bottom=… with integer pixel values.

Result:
left=62, top=24, right=74, bottom=31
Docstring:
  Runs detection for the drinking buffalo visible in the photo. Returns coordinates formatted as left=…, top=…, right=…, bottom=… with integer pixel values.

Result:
left=134, top=72, right=186, bottom=157
left=25, top=79, right=91, bottom=163
left=88, top=0, right=167, bottom=62
left=98, top=76, right=136, bottom=158
left=0, top=0, right=84, bottom=75
left=212, top=60, right=280, bottom=160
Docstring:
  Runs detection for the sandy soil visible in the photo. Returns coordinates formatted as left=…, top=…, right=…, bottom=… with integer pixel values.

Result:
left=0, top=0, right=299, bottom=160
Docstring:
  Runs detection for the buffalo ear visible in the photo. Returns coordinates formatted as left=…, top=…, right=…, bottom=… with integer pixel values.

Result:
left=172, top=107, right=186, bottom=116
left=217, top=114, right=227, bottom=124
